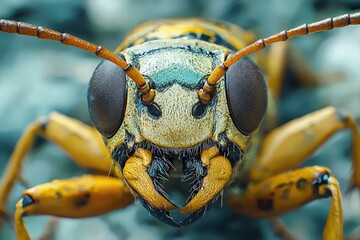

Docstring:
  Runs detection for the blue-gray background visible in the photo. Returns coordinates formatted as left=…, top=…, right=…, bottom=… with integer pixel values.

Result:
left=0, top=0, right=360, bottom=239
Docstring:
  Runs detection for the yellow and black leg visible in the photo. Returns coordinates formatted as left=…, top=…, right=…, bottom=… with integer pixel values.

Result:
left=0, top=112, right=118, bottom=221
left=237, top=106, right=360, bottom=239
left=247, top=106, right=360, bottom=188
left=15, top=175, right=134, bottom=240
left=229, top=166, right=342, bottom=240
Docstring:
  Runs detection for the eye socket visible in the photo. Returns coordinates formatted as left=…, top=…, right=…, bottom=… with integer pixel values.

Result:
left=87, top=59, right=127, bottom=138
left=225, top=56, right=268, bottom=135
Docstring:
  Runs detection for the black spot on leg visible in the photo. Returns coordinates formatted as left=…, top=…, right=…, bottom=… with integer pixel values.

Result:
left=275, top=183, right=286, bottom=189
left=56, top=191, right=62, bottom=199
left=296, top=178, right=309, bottom=190
left=75, top=192, right=91, bottom=208
left=275, top=182, right=293, bottom=199
left=257, top=198, right=273, bottom=211
left=275, top=181, right=293, bottom=189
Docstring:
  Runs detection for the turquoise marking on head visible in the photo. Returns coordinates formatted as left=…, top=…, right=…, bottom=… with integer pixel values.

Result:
left=150, top=64, right=203, bottom=87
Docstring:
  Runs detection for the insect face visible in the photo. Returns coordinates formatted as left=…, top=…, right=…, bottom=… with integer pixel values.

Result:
left=2, top=11, right=359, bottom=238
left=88, top=38, right=266, bottom=225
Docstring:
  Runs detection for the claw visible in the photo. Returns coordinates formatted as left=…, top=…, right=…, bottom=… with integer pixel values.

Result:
left=181, top=200, right=217, bottom=226
left=15, top=199, right=30, bottom=240
left=137, top=195, right=180, bottom=227
left=180, top=146, right=232, bottom=214
left=123, top=148, right=177, bottom=211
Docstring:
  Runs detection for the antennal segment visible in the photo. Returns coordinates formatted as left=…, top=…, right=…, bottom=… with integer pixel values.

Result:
left=199, top=12, right=360, bottom=104
left=0, top=19, right=155, bottom=104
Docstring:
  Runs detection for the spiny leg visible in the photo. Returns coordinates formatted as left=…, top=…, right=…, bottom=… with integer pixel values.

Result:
left=0, top=112, right=116, bottom=221
left=14, top=175, right=134, bottom=240
left=246, top=106, right=360, bottom=188
left=230, top=166, right=342, bottom=240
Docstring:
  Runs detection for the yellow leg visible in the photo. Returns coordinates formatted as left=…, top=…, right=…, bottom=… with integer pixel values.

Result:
left=247, top=106, right=360, bottom=189
left=0, top=112, right=115, bottom=220
left=230, top=166, right=342, bottom=240
left=266, top=42, right=288, bottom=98
left=265, top=43, right=319, bottom=98
left=15, top=175, right=134, bottom=240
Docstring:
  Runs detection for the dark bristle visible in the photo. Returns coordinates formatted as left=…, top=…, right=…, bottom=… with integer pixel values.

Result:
left=111, top=132, right=243, bottom=226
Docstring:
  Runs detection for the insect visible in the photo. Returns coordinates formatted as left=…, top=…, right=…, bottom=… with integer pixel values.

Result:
left=0, top=11, right=359, bottom=240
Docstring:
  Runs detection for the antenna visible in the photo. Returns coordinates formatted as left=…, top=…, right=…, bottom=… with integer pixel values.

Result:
left=0, top=19, right=155, bottom=104
left=198, top=12, right=360, bottom=104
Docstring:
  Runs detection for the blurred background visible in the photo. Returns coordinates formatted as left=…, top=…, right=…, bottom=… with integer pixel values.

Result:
left=0, top=0, right=360, bottom=239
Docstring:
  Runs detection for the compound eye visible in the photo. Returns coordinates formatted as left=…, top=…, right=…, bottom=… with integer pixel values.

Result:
left=87, top=59, right=127, bottom=138
left=225, top=56, right=267, bottom=135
